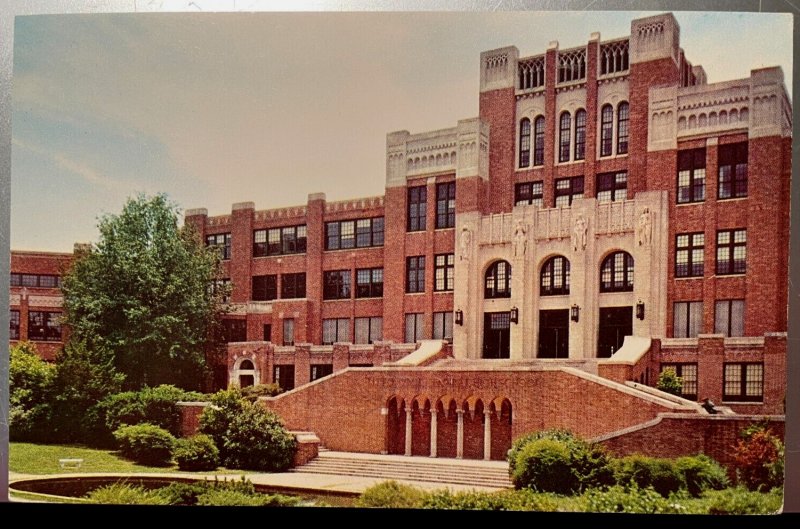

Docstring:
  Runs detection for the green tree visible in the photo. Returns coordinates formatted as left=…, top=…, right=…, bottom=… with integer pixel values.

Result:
left=9, top=342, right=55, bottom=441
left=656, top=368, right=683, bottom=397
left=61, top=194, right=227, bottom=390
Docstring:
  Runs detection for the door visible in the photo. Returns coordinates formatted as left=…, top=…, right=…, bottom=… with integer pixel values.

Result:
left=538, top=309, right=569, bottom=358
left=598, top=306, right=633, bottom=358
left=483, top=312, right=510, bottom=359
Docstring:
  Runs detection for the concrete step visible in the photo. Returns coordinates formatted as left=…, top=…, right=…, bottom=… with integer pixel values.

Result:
left=291, top=451, right=512, bottom=489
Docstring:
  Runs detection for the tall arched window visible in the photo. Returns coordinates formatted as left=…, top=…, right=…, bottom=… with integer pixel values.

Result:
left=533, top=116, right=545, bottom=166
left=485, top=260, right=512, bottom=298
left=600, top=251, right=634, bottom=292
left=617, top=102, right=629, bottom=154
left=559, top=112, right=571, bottom=163
left=239, top=359, right=254, bottom=370
left=600, top=104, right=614, bottom=157
left=574, top=109, right=586, bottom=161
left=540, top=256, right=570, bottom=296
left=519, top=118, right=531, bottom=168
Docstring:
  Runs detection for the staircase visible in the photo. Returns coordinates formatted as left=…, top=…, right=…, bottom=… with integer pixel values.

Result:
left=291, top=450, right=512, bottom=489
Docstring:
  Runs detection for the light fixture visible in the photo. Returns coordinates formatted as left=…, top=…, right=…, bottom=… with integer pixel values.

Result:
left=510, top=306, right=519, bottom=324
left=455, top=309, right=464, bottom=326
left=636, top=300, right=646, bottom=320
left=570, top=304, right=580, bottom=323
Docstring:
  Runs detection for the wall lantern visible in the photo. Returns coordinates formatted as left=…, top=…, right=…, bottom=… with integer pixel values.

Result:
left=570, top=304, right=580, bottom=323
left=510, top=306, right=519, bottom=324
left=455, top=309, right=464, bottom=326
left=636, top=300, right=646, bottom=320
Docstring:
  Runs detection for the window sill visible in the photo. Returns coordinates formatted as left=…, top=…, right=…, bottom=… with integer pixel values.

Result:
left=405, top=291, right=426, bottom=296
left=717, top=196, right=748, bottom=203
left=714, top=273, right=746, bottom=278
left=433, top=290, right=454, bottom=294
left=597, top=153, right=629, bottom=161
left=674, top=276, right=705, bottom=281
left=253, top=253, right=307, bottom=259
left=721, top=401, right=764, bottom=405
left=323, top=298, right=352, bottom=302
left=323, top=246, right=384, bottom=253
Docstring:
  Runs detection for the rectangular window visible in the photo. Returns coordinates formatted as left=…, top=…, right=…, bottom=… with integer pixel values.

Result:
left=716, top=229, right=746, bottom=275
left=355, top=268, right=383, bottom=298
left=673, top=301, right=703, bottom=338
left=574, top=110, right=586, bottom=161
left=554, top=176, right=584, bottom=207
left=617, top=103, right=629, bottom=155
left=273, top=365, right=295, bottom=391
left=533, top=117, right=545, bottom=166
left=280, top=272, right=306, bottom=299
left=600, top=105, right=613, bottom=157
left=407, top=186, right=427, bottom=232
left=323, top=270, right=351, bottom=300
left=723, top=363, right=763, bottom=402
left=405, top=313, right=425, bottom=343
left=10, top=273, right=62, bottom=288
left=253, top=225, right=307, bottom=257
left=434, top=254, right=455, bottom=291
left=263, top=324, right=272, bottom=342
left=675, top=233, right=704, bottom=278
left=406, top=256, right=425, bottom=293
left=252, top=275, right=278, bottom=301
left=206, top=233, right=232, bottom=260
left=660, top=363, right=698, bottom=401
left=282, top=318, right=295, bottom=346
left=677, top=148, right=706, bottom=204
left=27, top=311, right=62, bottom=342
left=718, top=142, right=748, bottom=199
left=325, top=218, right=384, bottom=250
left=596, top=171, right=628, bottom=202
left=322, top=318, right=350, bottom=345
left=10, top=309, right=20, bottom=340
left=210, top=278, right=231, bottom=303
left=221, top=319, right=247, bottom=343
left=432, top=312, right=453, bottom=341
left=435, top=182, right=456, bottom=229
left=715, top=299, right=745, bottom=337
left=355, top=317, right=383, bottom=344
left=310, top=364, right=334, bottom=382
left=515, top=181, right=543, bottom=207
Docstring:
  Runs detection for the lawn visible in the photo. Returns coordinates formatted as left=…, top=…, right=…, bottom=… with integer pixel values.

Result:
left=9, top=443, right=240, bottom=475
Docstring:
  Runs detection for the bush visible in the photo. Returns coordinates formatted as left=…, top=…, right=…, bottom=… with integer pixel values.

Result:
left=9, top=342, right=55, bottom=442
left=422, top=489, right=558, bottom=511
left=356, top=481, right=426, bottom=509
left=113, top=423, right=176, bottom=466
left=674, top=454, right=729, bottom=497
left=703, top=487, right=783, bottom=515
left=199, top=389, right=296, bottom=471
left=656, top=368, right=683, bottom=397
left=733, top=424, right=784, bottom=491
left=241, top=383, right=283, bottom=401
left=157, top=477, right=298, bottom=507
left=87, top=483, right=169, bottom=505
left=196, top=489, right=299, bottom=507
left=173, top=434, right=220, bottom=471
left=582, top=485, right=687, bottom=514
left=612, top=455, right=684, bottom=497
left=508, top=429, right=614, bottom=493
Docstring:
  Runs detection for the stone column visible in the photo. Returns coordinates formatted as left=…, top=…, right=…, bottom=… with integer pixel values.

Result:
left=483, top=410, right=492, bottom=460
left=404, top=408, right=413, bottom=456
left=429, top=410, right=438, bottom=457
left=456, top=409, right=465, bottom=459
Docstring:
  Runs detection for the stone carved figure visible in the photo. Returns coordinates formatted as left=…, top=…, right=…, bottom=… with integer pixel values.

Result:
left=513, top=220, right=528, bottom=258
left=637, top=208, right=653, bottom=246
left=572, top=216, right=588, bottom=252
left=459, top=226, right=472, bottom=261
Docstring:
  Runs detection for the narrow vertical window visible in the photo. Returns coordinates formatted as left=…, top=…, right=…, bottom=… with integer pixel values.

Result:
left=533, top=116, right=545, bottom=166
left=616, top=102, right=629, bottom=154
left=407, top=186, right=427, bottom=232
left=558, top=112, right=571, bottom=162
left=600, top=104, right=613, bottom=157
left=519, top=118, right=531, bottom=168
left=574, top=109, right=586, bottom=161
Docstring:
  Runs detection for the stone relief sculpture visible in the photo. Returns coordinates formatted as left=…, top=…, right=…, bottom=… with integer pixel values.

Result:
left=513, top=220, right=528, bottom=257
left=572, top=215, right=588, bottom=252
left=637, top=208, right=653, bottom=246
left=459, top=226, right=472, bottom=261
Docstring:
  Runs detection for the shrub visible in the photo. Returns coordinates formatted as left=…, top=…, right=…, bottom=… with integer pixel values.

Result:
left=422, top=489, right=558, bottom=511
left=356, top=481, right=426, bottom=509
left=582, top=485, right=687, bottom=514
left=113, top=423, right=176, bottom=466
left=173, top=434, right=220, bottom=471
left=157, top=477, right=298, bottom=507
left=612, top=455, right=684, bottom=497
left=9, top=342, right=55, bottom=442
left=703, top=487, right=783, bottom=515
left=195, top=489, right=298, bottom=507
left=241, top=383, right=283, bottom=401
left=198, top=388, right=247, bottom=460
left=655, top=368, right=683, bottom=397
left=732, top=424, right=784, bottom=491
left=87, top=483, right=169, bottom=505
left=674, top=454, right=729, bottom=497
left=508, top=429, right=614, bottom=493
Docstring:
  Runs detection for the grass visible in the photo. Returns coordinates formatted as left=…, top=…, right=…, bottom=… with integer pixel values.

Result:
left=9, top=442, right=241, bottom=475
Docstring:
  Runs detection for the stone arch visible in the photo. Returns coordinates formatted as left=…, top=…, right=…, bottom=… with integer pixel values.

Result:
left=719, top=110, right=728, bottom=124
left=739, top=107, right=749, bottom=121
left=709, top=111, right=718, bottom=126
left=539, top=254, right=571, bottom=297
left=435, top=397, right=459, bottom=458
left=489, top=397, right=513, bottom=460
left=688, top=114, right=697, bottom=128
left=698, top=113, right=707, bottom=127
left=386, top=396, right=406, bottom=455
left=233, top=355, right=259, bottom=388
left=677, top=116, right=687, bottom=131
left=484, top=259, right=512, bottom=299
left=462, top=397, right=485, bottom=459
left=599, top=249, right=635, bottom=293
left=730, top=108, right=739, bottom=122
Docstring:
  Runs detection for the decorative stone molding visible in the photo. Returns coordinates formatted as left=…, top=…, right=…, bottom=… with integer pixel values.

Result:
left=571, top=215, right=588, bottom=252
left=459, top=225, right=472, bottom=261
left=636, top=208, right=653, bottom=247
left=28, top=295, right=63, bottom=308
left=512, top=220, right=528, bottom=258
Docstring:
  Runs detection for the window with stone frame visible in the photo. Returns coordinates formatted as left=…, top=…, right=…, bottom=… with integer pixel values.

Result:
left=554, top=176, right=584, bottom=207
left=596, top=171, right=628, bottom=202
left=540, top=256, right=570, bottom=296
left=515, top=181, right=543, bottom=207
left=485, top=260, right=512, bottom=298
left=600, top=251, right=634, bottom=292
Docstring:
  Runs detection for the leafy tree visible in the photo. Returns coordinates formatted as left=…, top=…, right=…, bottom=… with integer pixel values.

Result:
left=61, top=193, right=227, bottom=390
left=9, top=342, right=55, bottom=441
left=656, top=368, right=683, bottom=397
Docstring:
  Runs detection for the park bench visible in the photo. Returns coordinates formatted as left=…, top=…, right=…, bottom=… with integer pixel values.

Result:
left=58, top=458, right=84, bottom=470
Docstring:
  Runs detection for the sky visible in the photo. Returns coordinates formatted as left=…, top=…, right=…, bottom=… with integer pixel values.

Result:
left=10, top=10, right=793, bottom=252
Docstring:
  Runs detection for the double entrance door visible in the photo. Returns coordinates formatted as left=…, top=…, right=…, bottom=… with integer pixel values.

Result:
left=483, top=312, right=510, bottom=359
left=597, top=306, right=632, bottom=358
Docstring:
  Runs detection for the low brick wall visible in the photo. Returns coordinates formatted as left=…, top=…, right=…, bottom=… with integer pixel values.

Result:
left=291, top=432, right=321, bottom=467
left=594, top=413, right=785, bottom=475
left=176, top=402, right=209, bottom=437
